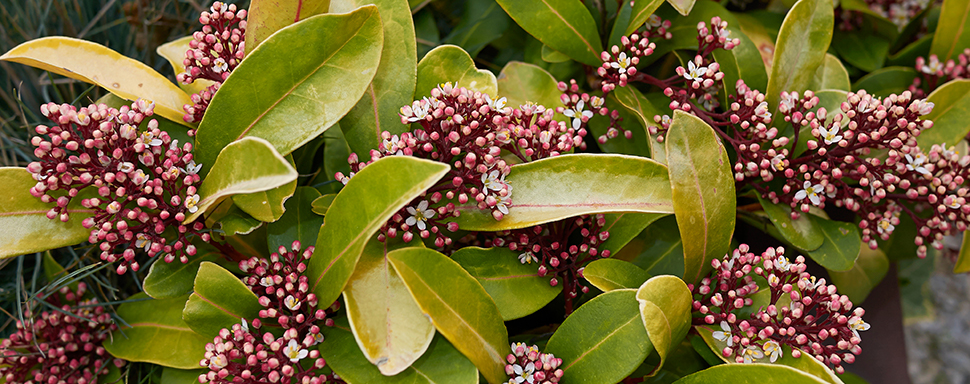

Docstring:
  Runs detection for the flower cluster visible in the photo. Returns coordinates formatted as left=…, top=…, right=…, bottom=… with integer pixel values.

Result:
left=597, top=32, right=657, bottom=93
left=337, top=83, right=587, bottom=247
left=505, top=343, right=564, bottom=384
left=691, top=245, right=869, bottom=373
left=838, top=0, right=930, bottom=30
left=556, top=80, right=630, bottom=144
left=26, top=100, right=209, bottom=274
left=909, top=50, right=970, bottom=98
left=200, top=241, right=339, bottom=383
left=0, top=283, right=125, bottom=384
left=177, top=1, right=247, bottom=124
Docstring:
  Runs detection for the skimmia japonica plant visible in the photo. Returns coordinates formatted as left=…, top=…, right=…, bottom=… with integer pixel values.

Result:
left=1, top=0, right=968, bottom=383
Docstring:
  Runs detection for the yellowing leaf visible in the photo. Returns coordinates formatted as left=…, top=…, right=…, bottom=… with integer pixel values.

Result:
left=156, top=36, right=213, bottom=94
left=245, top=0, right=331, bottom=52
left=637, top=275, right=693, bottom=376
left=0, top=167, right=94, bottom=258
left=415, top=45, right=497, bottom=97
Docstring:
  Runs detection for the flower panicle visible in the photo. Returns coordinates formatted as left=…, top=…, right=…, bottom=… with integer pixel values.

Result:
left=178, top=1, right=247, bottom=124
left=909, top=49, right=970, bottom=98
left=505, top=343, right=563, bottom=384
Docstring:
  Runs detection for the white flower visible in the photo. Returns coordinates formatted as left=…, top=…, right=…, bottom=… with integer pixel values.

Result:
left=947, top=195, right=962, bottom=209
left=185, top=193, right=201, bottom=213
left=135, top=233, right=151, bottom=251
left=496, top=192, right=512, bottom=215
left=132, top=169, right=149, bottom=185
left=818, top=124, right=843, bottom=145
left=770, top=154, right=786, bottom=171
left=118, top=162, right=135, bottom=174
left=482, top=170, right=507, bottom=192
left=611, top=52, right=632, bottom=74
left=485, top=94, right=508, bottom=112
left=712, top=321, right=734, bottom=347
left=876, top=218, right=895, bottom=235
left=312, top=333, right=324, bottom=345
left=382, top=135, right=403, bottom=156
left=212, top=58, right=228, bottom=73
left=260, top=277, right=273, bottom=287
left=167, top=167, right=181, bottom=179
left=718, top=27, right=731, bottom=39
left=661, top=115, right=671, bottom=127
left=942, top=144, right=958, bottom=158
left=406, top=201, right=435, bottom=231
left=284, top=295, right=301, bottom=311
left=563, top=100, right=594, bottom=130
left=794, top=181, right=823, bottom=206
left=779, top=92, right=797, bottom=113
left=848, top=316, right=870, bottom=339
left=404, top=101, right=429, bottom=123
left=910, top=99, right=935, bottom=115
left=208, top=354, right=228, bottom=370
left=856, top=97, right=876, bottom=114
left=905, top=153, right=932, bottom=176
left=646, top=14, right=662, bottom=28
left=169, top=139, right=180, bottom=151
left=922, top=56, right=943, bottom=74
left=741, top=345, right=765, bottom=364
left=240, top=318, right=249, bottom=332
left=800, top=276, right=824, bottom=291
left=518, top=252, right=538, bottom=264
left=775, top=256, right=792, bottom=271
left=140, top=131, right=163, bottom=147
left=179, top=160, right=203, bottom=175
left=511, top=362, right=535, bottom=383
left=590, top=96, right=605, bottom=109
left=762, top=340, right=782, bottom=363
left=283, top=339, right=309, bottom=363
left=683, top=61, right=707, bottom=81
left=754, top=101, right=771, bottom=120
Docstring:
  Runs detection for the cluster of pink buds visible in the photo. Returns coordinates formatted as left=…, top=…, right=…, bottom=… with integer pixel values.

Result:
left=691, top=245, right=869, bottom=374
left=909, top=50, right=970, bottom=98
left=200, top=241, right=340, bottom=383
left=0, top=283, right=125, bottom=384
left=504, top=342, right=563, bottom=384
left=26, top=100, right=209, bottom=274
left=336, top=83, right=587, bottom=247
left=597, top=33, right=656, bottom=92
left=177, top=1, right=247, bottom=124
left=838, top=0, right=930, bottom=30
left=556, top=79, right=631, bottom=144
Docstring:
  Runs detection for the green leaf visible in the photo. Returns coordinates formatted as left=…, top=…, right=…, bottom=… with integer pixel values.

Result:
left=387, top=247, right=508, bottom=384
left=267, top=187, right=325, bottom=250
left=452, top=246, right=561, bottom=320
left=832, top=30, right=890, bottom=72
left=757, top=196, right=824, bottom=251
left=322, top=323, right=479, bottom=383
left=887, top=34, right=933, bottom=67
left=930, top=0, right=970, bottom=61
left=443, top=0, right=512, bottom=56
left=161, top=367, right=207, bottom=384
left=232, top=173, right=297, bottom=222
left=496, top=61, right=563, bottom=114
left=828, top=247, right=889, bottom=303
left=306, top=156, right=449, bottom=308
left=804, top=216, right=862, bottom=271
left=611, top=86, right=669, bottom=161
left=765, top=0, right=834, bottom=119
left=918, top=79, right=970, bottom=153
left=636, top=275, right=692, bottom=376
left=673, top=364, right=830, bottom=384
left=956, top=231, right=970, bottom=273
left=185, top=137, right=298, bottom=223
left=615, top=215, right=685, bottom=277
left=323, top=124, right=352, bottom=188
left=415, top=45, right=498, bottom=97
left=453, top=154, right=674, bottom=231
left=156, top=36, right=213, bottom=94
left=667, top=0, right=698, bottom=15
left=333, top=0, right=417, bottom=155
left=712, top=14, right=770, bottom=99
left=312, top=194, right=337, bottom=216
left=182, top=262, right=263, bottom=338
left=0, top=167, right=94, bottom=258
left=143, top=246, right=222, bottom=299
left=105, top=294, right=210, bottom=369
left=344, top=239, right=435, bottom=375
left=694, top=326, right=843, bottom=384
left=495, top=0, right=603, bottom=66
left=596, top=212, right=667, bottom=255
left=851, top=66, right=918, bottom=98
left=626, top=0, right=667, bottom=35
left=245, top=0, right=330, bottom=52
left=589, top=95, right=652, bottom=157
left=807, top=53, right=851, bottom=91
left=541, top=44, right=573, bottom=63
left=583, top=259, right=651, bottom=291
left=545, top=289, right=652, bottom=384
left=0, top=37, right=192, bottom=125
left=195, top=7, right=384, bottom=172
left=214, top=203, right=263, bottom=236
left=665, top=111, right=735, bottom=284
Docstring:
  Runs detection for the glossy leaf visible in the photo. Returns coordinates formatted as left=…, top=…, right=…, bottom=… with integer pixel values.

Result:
left=694, top=326, right=843, bottom=384
left=758, top=196, right=824, bottom=251
left=311, top=194, right=337, bottom=216
left=851, top=66, right=918, bottom=97
left=214, top=204, right=263, bottom=236
left=611, top=86, right=669, bottom=161
left=161, top=367, right=207, bottom=384
left=104, top=294, right=210, bottom=369
left=626, top=0, right=667, bottom=35
left=596, top=212, right=667, bottom=256
left=195, top=7, right=384, bottom=171
left=344, top=239, right=435, bottom=375
left=267, top=187, right=324, bottom=250
left=545, top=289, right=652, bottom=384
left=637, top=275, right=693, bottom=376
left=387, top=247, right=508, bottom=384
left=495, top=0, right=602, bottom=66
left=832, top=30, right=890, bottom=72
left=443, top=0, right=512, bottom=56
left=930, top=0, right=970, bottom=60
left=452, top=246, right=561, bottom=320
left=143, top=247, right=222, bottom=299
left=665, top=111, right=735, bottom=284
left=453, top=154, right=674, bottom=231
left=918, top=80, right=970, bottom=152
left=232, top=176, right=297, bottom=223
left=672, top=362, right=828, bottom=384
left=306, top=156, right=449, bottom=308
left=415, top=45, right=497, bottom=97
left=828, top=247, right=889, bottom=303
left=0, top=168, right=94, bottom=258
left=615, top=215, right=685, bottom=277
left=583, top=259, right=651, bottom=291
left=956, top=231, right=970, bottom=273
left=0, top=37, right=191, bottom=125
left=589, top=95, right=652, bottom=157
left=711, top=10, right=768, bottom=95
left=496, top=61, right=563, bottom=115
left=804, top=216, right=862, bottom=271
left=765, top=0, right=833, bottom=118
left=807, top=53, right=850, bottom=91
left=333, top=0, right=417, bottom=155
left=185, top=137, right=298, bottom=223
left=183, top=262, right=263, bottom=338
left=541, top=44, right=573, bottom=63
left=733, top=13, right=776, bottom=74
left=668, top=0, right=698, bottom=15
left=245, top=0, right=330, bottom=52
left=322, top=323, right=479, bottom=383
left=156, top=36, right=212, bottom=94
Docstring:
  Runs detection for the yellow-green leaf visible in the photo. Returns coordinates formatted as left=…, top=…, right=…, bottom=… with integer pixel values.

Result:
left=611, top=86, right=669, bottom=161
left=957, top=231, right=970, bottom=273
left=672, top=363, right=830, bottom=384
left=828, top=247, right=889, bottom=303
left=667, top=0, right=698, bottom=16
left=156, top=36, right=213, bottom=94
left=496, top=61, right=564, bottom=116
left=808, top=53, right=850, bottom=91
left=452, top=246, right=562, bottom=320
left=765, top=0, right=834, bottom=119
left=930, top=0, right=970, bottom=61
left=495, top=0, right=603, bottom=66
left=104, top=294, right=210, bottom=369
left=637, top=275, right=693, bottom=376
left=415, top=45, right=497, bottom=98
left=182, top=262, right=263, bottom=338
left=0, top=167, right=94, bottom=259
left=583, top=259, right=652, bottom=291
left=918, top=79, right=970, bottom=153
left=626, top=0, right=667, bottom=35
left=245, top=0, right=330, bottom=53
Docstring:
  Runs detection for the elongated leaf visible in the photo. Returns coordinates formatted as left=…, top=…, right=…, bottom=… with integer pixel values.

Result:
left=758, top=196, right=824, bottom=251
left=452, top=246, right=561, bottom=320
left=804, top=216, right=862, bottom=271
left=215, top=204, right=263, bottom=236
left=0, top=37, right=191, bottom=125
left=588, top=96, right=652, bottom=157
left=306, top=156, right=449, bottom=308
left=712, top=13, right=769, bottom=99
left=626, top=0, right=667, bottom=35
left=195, top=7, right=384, bottom=172
left=344, top=239, right=435, bottom=375
left=443, top=0, right=512, bottom=56
left=156, top=36, right=213, bottom=94
left=765, top=0, right=833, bottom=118
left=496, top=61, right=563, bottom=114
left=694, top=326, right=843, bottom=384
left=323, top=323, right=479, bottom=383
left=333, top=0, right=417, bottom=155
left=596, top=212, right=667, bottom=255
left=668, top=0, right=698, bottom=15
left=183, top=262, right=263, bottom=337
left=0, top=168, right=94, bottom=258
left=584, top=259, right=651, bottom=291
left=415, top=45, right=497, bottom=97
left=672, top=363, right=829, bottom=384
left=665, top=111, right=735, bottom=284
left=931, top=0, right=970, bottom=61
left=832, top=30, right=890, bottom=72
left=312, top=194, right=337, bottom=216
left=185, top=137, right=298, bottom=223
left=851, top=66, right=918, bottom=97
left=611, top=86, right=668, bottom=161
left=104, top=294, right=210, bottom=369
left=807, top=53, right=850, bottom=91
left=615, top=215, right=685, bottom=277
left=918, top=80, right=970, bottom=152
left=495, top=0, right=602, bottom=66
left=957, top=231, right=970, bottom=273
left=828, top=247, right=889, bottom=303
left=232, top=174, right=297, bottom=222
left=143, top=246, right=222, bottom=299
left=388, top=247, right=508, bottom=384
left=637, top=275, right=692, bottom=376
left=267, top=187, right=325, bottom=250
left=453, top=154, right=674, bottom=231
left=546, top=289, right=651, bottom=384
left=245, top=0, right=330, bottom=52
